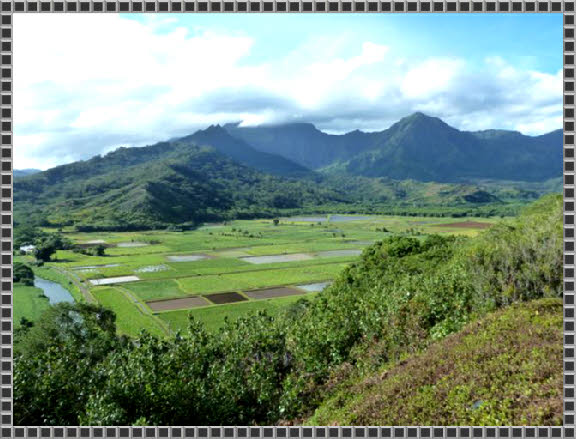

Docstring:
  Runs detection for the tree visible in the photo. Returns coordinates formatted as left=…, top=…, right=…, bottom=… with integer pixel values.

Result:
left=14, top=262, right=34, bottom=286
left=14, top=224, right=45, bottom=248
left=14, top=303, right=123, bottom=425
left=34, top=243, right=56, bottom=262
left=17, top=302, right=118, bottom=359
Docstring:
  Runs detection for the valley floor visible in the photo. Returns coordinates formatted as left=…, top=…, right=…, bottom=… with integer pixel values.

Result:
left=16, top=214, right=495, bottom=336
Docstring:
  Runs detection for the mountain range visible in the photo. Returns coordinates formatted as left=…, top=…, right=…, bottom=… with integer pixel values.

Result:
left=225, top=112, right=562, bottom=182
left=14, top=113, right=562, bottom=229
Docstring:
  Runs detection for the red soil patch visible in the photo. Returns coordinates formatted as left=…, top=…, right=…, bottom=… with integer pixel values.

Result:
left=433, top=221, right=492, bottom=229
left=147, top=296, right=209, bottom=312
left=205, top=292, right=248, bottom=304
left=244, top=287, right=306, bottom=299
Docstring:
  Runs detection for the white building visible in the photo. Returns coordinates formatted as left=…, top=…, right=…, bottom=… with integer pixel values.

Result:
left=19, top=245, right=36, bottom=254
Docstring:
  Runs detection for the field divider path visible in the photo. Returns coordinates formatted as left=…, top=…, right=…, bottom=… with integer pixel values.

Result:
left=115, top=286, right=154, bottom=316
left=115, top=286, right=171, bottom=336
left=53, top=267, right=96, bottom=304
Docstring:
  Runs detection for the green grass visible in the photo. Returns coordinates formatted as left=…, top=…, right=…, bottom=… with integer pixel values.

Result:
left=307, top=298, right=562, bottom=426
left=13, top=283, right=51, bottom=329
left=123, top=279, right=186, bottom=301
left=158, top=294, right=310, bottom=333
left=92, top=287, right=166, bottom=338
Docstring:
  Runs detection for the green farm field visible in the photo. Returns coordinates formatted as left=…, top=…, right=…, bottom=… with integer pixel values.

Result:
left=30, top=215, right=495, bottom=335
left=91, top=287, right=167, bottom=338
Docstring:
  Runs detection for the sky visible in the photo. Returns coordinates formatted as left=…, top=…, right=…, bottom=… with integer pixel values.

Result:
left=14, top=13, right=562, bottom=170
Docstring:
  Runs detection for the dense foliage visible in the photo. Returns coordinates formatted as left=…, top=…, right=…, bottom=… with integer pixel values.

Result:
left=13, top=263, right=34, bottom=286
left=14, top=226, right=73, bottom=263
left=13, top=194, right=562, bottom=426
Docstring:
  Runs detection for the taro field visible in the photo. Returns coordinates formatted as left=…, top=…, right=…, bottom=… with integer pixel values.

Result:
left=21, top=214, right=495, bottom=337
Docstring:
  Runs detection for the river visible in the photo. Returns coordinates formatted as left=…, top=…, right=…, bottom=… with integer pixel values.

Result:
left=33, top=276, right=75, bottom=304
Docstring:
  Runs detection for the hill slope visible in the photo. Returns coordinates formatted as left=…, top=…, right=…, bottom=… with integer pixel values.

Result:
left=14, top=144, right=344, bottom=229
left=14, top=169, right=41, bottom=177
left=307, top=298, right=562, bottom=426
left=307, top=299, right=563, bottom=425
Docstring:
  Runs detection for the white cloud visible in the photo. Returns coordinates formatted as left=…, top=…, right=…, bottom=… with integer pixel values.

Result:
left=14, top=14, right=562, bottom=170
left=401, top=58, right=465, bottom=99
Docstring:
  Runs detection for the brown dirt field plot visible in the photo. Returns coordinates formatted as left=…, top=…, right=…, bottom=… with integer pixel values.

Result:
left=205, top=292, right=248, bottom=304
left=244, top=287, right=306, bottom=299
left=147, top=296, right=210, bottom=312
left=432, top=221, right=492, bottom=229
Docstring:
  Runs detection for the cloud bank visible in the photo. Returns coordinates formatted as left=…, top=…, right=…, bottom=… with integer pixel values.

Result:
left=14, top=14, right=562, bottom=169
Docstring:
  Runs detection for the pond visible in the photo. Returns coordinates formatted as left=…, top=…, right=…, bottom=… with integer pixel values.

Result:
left=72, top=264, right=120, bottom=270
left=89, top=275, right=140, bottom=286
left=166, top=255, right=210, bottom=262
left=315, top=249, right=363, bottom=258
left=329, top=215, right=373, bottom=222
left=34, top=276, right=74, bottom=304
left=116, top=242, right=149, bottom=248
left=296, top=281, right=333, bottom=292
left=135, top=265, right=170, bottom=273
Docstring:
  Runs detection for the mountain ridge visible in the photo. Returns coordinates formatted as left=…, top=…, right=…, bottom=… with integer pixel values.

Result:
left=224, top=113, right=561, bottom=182
left=181, top=125, right=313, bottom=178
left=14, top=113, right=562, bottom=229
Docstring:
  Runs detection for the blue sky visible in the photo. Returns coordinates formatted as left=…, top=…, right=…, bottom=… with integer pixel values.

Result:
left=125, top=13, right=561, bottom=73
left=15, top=13, right=562, bottom=169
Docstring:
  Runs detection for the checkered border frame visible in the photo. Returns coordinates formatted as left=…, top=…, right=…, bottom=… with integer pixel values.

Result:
left=0, top=1, right=573, bottom=437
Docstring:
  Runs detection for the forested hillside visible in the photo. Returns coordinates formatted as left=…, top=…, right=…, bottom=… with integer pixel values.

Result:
left=14, top=145, right=344, bottom=230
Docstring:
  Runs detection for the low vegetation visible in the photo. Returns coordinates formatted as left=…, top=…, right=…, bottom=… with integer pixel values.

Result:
left=307, top=298, right=562, bottom=426
left=13, top=194, right=562, bottom=426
